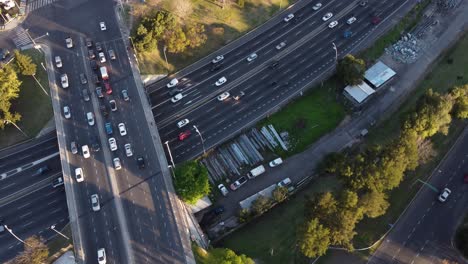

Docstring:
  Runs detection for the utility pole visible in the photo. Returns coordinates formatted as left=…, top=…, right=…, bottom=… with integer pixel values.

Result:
left=332, top=42, right=338, bottom=62
left=164, top=141, right=176, bottom=168
left=50, top=225, right=70, bottom=240
left=193, top=125, right=206, bottom=155
left=4, top=120, right=28, bottom=137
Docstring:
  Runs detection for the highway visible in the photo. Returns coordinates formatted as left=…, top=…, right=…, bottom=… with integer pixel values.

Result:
left=368, top=126, right=468, bottom=264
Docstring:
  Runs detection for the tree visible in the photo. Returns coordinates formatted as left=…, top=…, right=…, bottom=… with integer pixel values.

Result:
left=251, top=195, right=272, bottom=216
left=297, top=218, right=330, bottom=258
left=238, top=208, right=252, bottom=223
left=272, top=186, right=288, bottom=203
left=304, top=192, right=338, bottom=223
left=12, top=236, right=48, bottom=264
left=14, top=50, right=37, bottom=76
left=133, top=10, right=177, bottom=52
left=171, top=0, right=193, bottom=18
left=185, top=23, right=207, bottom=49
left=0, top=65, right=22, bottom=130
left=318, top=152, right=346, bottom=174
left=238, top=0, right=245, bottom=8
left=359, top=190, right=389, bottom=218
left=195, top=247, right=254, bottom=264
left=173, top=161, right=210, bottom=204
left=450, top=84, right=468, bottom=119
left=336, top=54, right=366, bottom=86
left=165, top=26, right=189, bottom=53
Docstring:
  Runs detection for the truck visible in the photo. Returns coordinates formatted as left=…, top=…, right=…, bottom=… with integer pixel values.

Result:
left=100, top=66, right=108, bottom=80
left=247, top=165, right=265, bottom=179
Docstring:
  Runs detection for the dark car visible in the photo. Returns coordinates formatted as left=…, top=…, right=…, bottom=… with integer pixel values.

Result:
left=169, top=88, right=182, bottom=96
left=90, top=60, right=98, bottom=70
left=464, top=173, right=468, bottom=183
left=0, top=48, right=11, bottom=61
left=52, top=177, right=64, bottom=188
left=100, top=104, right=108, bottom=117
left=96, top=87, right=104, bottom=98
left=88, top=49, right=96, bottom=60
left=36, top=166, right=50, bottom=175
left=82, top=89, right=90, bottom=101
left=86, top=38, right=93, bottom=48
left=0, top=219, right=5, bottom=233
left=91, top=137, right=100, bottom=152
left=271, top=81, right=278, bottom=86
left=371, top=16, right=381, bottom=25
left=137, top=157, right=145, bottom=169
left=211, top=206, right=225, bottom=215
left=95, top=42, right=103, bottom=52
left=80, top=73, right=87, bottom=84
left=210, top=63, right=222, bottom=72
left=104, top=81, right=112, bottom=95
left=269, top=61, right=279, bottom=69
left=93, top=74, right=100, bottom=84
left=360, top=0, right=368, bottom=6
left=105, top=122, right=113, bottom=135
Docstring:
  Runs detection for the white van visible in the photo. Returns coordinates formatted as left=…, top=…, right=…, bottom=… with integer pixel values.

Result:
left=247, top=165, right=265, bottom=179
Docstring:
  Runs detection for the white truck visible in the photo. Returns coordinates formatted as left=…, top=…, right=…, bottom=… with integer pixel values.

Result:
left=247, top=165, right=265, bottom=179
left=100, top=66, right=108, bottom=80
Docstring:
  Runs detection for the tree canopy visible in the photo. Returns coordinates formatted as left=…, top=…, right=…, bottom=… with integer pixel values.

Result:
left=0, top=65, right=22, bottom=129
left=14, top=50, right=37, bottom=76
left=297, top=218, right=330, bottom=258
left=336, top=54, right=366, bottom=86
left=12, top=236, right=48, bottom=264
left=193, top=245, right=255, bottom=264
left=173, top=161, right=210, bottom=204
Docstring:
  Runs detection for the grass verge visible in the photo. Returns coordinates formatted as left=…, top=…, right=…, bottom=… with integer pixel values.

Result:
left=0, top=49, right=53, bottom=148
left=47, top=224, right=73, bottom=260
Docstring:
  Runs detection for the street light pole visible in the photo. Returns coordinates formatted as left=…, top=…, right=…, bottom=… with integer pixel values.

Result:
left=193, top=125, right=206, bottom=155
left=164, top=141, right=176, bottom=168
left=332, top=42, right=338, bottom=62
left=50, top=225, right=70, bottom=240
left=4, top=225, right=27, bottom=245
left=163, top=46, right=169, bottom=72
left=4, top=120, right=28, bottom=137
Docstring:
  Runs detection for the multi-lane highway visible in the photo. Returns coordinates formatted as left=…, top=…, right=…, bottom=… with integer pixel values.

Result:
left=368, top=126, right=468, bottom=264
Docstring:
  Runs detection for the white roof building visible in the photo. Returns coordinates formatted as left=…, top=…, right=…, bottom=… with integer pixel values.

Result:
left=343, top=82, right=376, bottom=104
left=364, top=61, right=396, bottom=88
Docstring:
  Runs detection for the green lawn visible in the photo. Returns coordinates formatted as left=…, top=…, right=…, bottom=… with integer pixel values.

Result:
left=47, top=224, right=73, bottom=261
left=0, top=49, right=53, bottom=148
left=219, top=176, right=342, bottom=264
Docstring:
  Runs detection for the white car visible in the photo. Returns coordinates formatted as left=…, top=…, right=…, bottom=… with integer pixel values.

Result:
left=438, top=188, right=451, bottom=202
left=217, top=92, right=230, bottom=101
left=328, top=21, right=338, bottom=28
left=277, top=177, right=292, bottom=188
left=113, top=157, right=122, bottom=170
left=322, top=12, right=333, bottom=21
left=284, top=13, right=294, bottom=22
left=118, top=123, right=127, bottom=136
left=212, top=55, right=224, bottom=64
left=124, top=143, right=133, bottom=157
left=65, top=37, right=73, bottom=48
left=98, top=52, right=106, bottom=63
left=108, top=137, right=117, bottom=151
left=86, top=112, right=95, bottom=126
left=71, top=141, right=78, bottom=154
left=82, top=145, right=90, bottom=159
left=63, top=106, right=71, bottom=119
left=246, top=53, right=258, bottom=62
left=60, top=74, right=69, bottom=88
left=218, top=184, right=229, bottom=197
left=276, top=42, right=286, bottom=50
left=177, top=119, right=189, bottom=128
left=171, top=93, right=183, bottom=103
left=55, top=56, right=62, bottom=68
left=91, top=194, right=100, bottom=212
left=75, top=168, right=84, bottom=182
left=347, top=16, right=357, bottom=24
left=100, top=22, right=107, bottom=31
left=166, top=78, right=179, bottom=88
left=312, top=3, right=322, bottom=10
left=215, top=77, right=227, bottom=86
left=269, top=157, right=283, bottom=167
left=97, top=248, right=106, bottom=264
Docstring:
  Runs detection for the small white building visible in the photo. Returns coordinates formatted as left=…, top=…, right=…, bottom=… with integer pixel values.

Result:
left=343, top=82, right=376, bottom=104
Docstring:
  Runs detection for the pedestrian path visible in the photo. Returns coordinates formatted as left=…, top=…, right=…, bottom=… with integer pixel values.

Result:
left=26, top=0, right=59, bottom=13
left=11, top=26, right=32, bottom=49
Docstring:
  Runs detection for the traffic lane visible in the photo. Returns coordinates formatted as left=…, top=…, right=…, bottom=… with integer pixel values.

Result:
left=0, top=132, right=57, bottom=164
left=0, top=142, right=59, bottom=173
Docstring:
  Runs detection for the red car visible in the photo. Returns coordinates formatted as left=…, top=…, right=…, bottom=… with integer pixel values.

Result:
left=178, top=130, right=191, bottom=141
left=371, top=16, right=381, bottom=25
left=464, top=173, right=468, bottom=183
left=104, top=81, right=112, bottom=95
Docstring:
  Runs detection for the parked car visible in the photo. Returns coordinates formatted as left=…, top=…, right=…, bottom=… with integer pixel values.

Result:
left=100, top=22, right=107, bottom=31
left=108, top=137, right=117, bottom=151
left=277, top=177, right=292, bottom=188
left=65, top=37, right=73, bottom=48
left=218, top=184, right=229, bottom=196
left=104, top=81, right=112, bottom=95
left=71, top=141, right=78, bottom=154
left=121, top=90, right=129, bottom=101
left=82, top=145, right=90, bottom=158
left=99, top=52, right=106, bottom=63
left=230, top=176, right=248, bottom=191
left=55, top=56, right=62, bottom=68
left=109, top=100, right=117, bottom=111
left=108, top=49, right=116, bottom=60
left=95, top=42, right=103, bottom=51
left=113, top=157, right=122, bottom=170
left=86, top=38, right=93, bottom=48
left=75, top=168, right=84, bottom=182
left=82, top=89, right=90, bottom=101
left=60, top=74, right=69, bottom=88
left=269, top=157, right=283, bottom=167
left=80, top=73, right=87, bottom=84
left=100, top=104, right=108, bottom=117
left=105, top=122, right=113, bottom=135
left=118, top=123, right=127, bottom=136
left=124, top=143, right=133, bottom=157
left=88, top=49, right=96, bottom=59
left=137, top=156, right=145, bottom=169
left=97, top=248, right=106, bottom=264
left=90, top=59, right=98, bottom=70
left=63, top=106, right=71, bottom=119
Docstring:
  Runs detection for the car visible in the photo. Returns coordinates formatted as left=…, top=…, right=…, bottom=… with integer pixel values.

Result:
left=95, top=42, right=103, bottom=52
left=86, top=38, right=93, bottom=48
left=177, top=119, right=189, bottom=128
left=137, top=156, right=145, bottom=169
left=86, top=112, right=95, bottom=126
left=52, top=177, right=64, bottom=188
left=246, top=53, right=258, bottom=62
left=100, top=22, right=107, bottom=31
left=88, top=49, right=96, bottom=60
left=104, top=81, right=112, bottom=95
left=269, top=61, right=279, bottom=69
left=360, top=0, right=368, bottom=7
left=100, top=104, right=108, bottom=117
left=91, top=194, right=100, bottom=211
left=347, top=17, right=357, bottom=24
left=233, top=91, right=245, bottom=100
left=328, top=21, right=338, bottom=28
left=215, top=77, right=227, bottom=86
left=65, top=37, right=73, bottom=48
left=217, top=184, right=229, bottom=196
left=171, top=93, right=183, bottom=103
left=121, top=90, right=129, bottom=101
left=118, top=123, right=127, bottom=136
left=109, top=100, right=117, bottom=111
left=0, top=219, right=4, bottom=233
left=82, top=89, right=90, bottom=101
left=71, top=141, right=78, bottom=154
left=169, top=88, right=182, bottom=96
left=55, top=56, right=62, bottom=68
left=284, top=13, right=294, bottom=22
left=108, top=49, right=116, bottom=60
left=36, top=166, right=50, bottom=175
left=124, top=143, right=133, bottom=157
left=322, top=12, right=333, bottom=21
left=178, top=130, right=191, bottom=141
left=99, top=52, right=106, bottom=63
left=60, top=74, right=69, bottom=88
left=464, top=173, right=468, bottom=183
left=230, top=176, right=248, bottom=191
left=166, top=78, right=179, bottom=88
left=277, top=177, right=292, bottom=188
left=438, top=188, right=451, bottom=202
left=63, top=106, right=71, bottom=119
left=212, top=55, right=224, bottom=64
left=108, top=137, right=117, bottom=151
left=105, top=122, right=113, bottom=135
left=90, top=60, right=98, bottom=70
left=371, top=16, right=381, bottom=25
left=276, top=42, right=286, bottom=50
left=210, top=63, right=222, bottom=72
left=75, top=168, right=84, bottom=182
left=91, top=138, right=100, bottom=152
left=344, top=30, right=353, bottom=38
left=82, top=145, right=90, bottom=158
left=80, top=73, right=87, bottom=84
left=97, top=248, right=106, bottom=264
left=113, top=157, right=122, bottom=170
left=96, top=87, right=104, bottom=98
left=212, top=206, right=225, bottom=215
left=269, top=157, right=283, bottom=167
left=312, top=3, right=322, bottom=10
left=217, top=92, right=230, bottom=101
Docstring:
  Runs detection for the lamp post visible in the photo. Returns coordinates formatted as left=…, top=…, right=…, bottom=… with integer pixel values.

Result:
left=193, top=125, right=206, bottom=155
left=24, top=29, right=48, bottom=49
left=163, top=46, right=169, bottom=72
left=164, top=141, right=176, bottom=169
left=4, top=120, right=28, bottom=137
left=332, top=42, right=338, bottom=62
left=4, top=225, right=27, bottom=245
left=50, top=225, right=70, bottom=240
